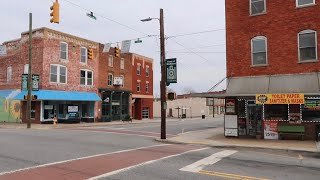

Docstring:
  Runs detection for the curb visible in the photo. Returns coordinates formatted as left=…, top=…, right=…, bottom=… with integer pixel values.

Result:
left=154, top=138, right=320, bottom=155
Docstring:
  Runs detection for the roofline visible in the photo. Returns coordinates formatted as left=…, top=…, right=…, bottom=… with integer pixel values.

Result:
left=126, top=53, right=154, bottom=63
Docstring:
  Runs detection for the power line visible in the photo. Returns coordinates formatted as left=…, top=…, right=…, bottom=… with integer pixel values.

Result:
left=168, top=51, right=226, bottom=54
left=63, top=0, right=148, bottom=36
left=168, top=29, right=225, bottom=38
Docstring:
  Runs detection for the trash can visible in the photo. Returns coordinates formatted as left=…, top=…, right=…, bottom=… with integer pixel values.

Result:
left=202, top=115, right=205, bottom=119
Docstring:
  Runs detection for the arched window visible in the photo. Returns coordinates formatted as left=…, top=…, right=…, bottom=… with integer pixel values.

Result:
left=298, top=30, right=317, bottom=62
left=251, top=36, right=267, bottom=65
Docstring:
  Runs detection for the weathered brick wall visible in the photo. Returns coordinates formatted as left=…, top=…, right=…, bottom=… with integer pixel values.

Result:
left=98, top=45, right=132, bottom=91
left=131, top=55, right=154, bottom=95
left=226, top=0, right=320, bottom=77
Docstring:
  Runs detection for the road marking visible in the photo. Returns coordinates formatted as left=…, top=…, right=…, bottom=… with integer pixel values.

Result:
left=180, top=150, right=237, bottom=173
left=88, top=147, right=209, bottom=180
left=0, top=144, right=170, bottom=176
left=199, top=170, right=271, bottom=180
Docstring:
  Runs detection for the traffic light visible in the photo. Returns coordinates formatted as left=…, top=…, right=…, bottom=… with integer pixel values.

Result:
left=50, top=1, right=60, bottom=24
left=24, top=95, right=38, bottom=100
left=88, top=48, right=93, bottom=60
left=167, top=92, right=176, bottom=101
left=114, top=47, right=120, bottom=57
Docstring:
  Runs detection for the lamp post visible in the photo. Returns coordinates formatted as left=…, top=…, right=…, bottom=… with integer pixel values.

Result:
left=141, top=9, right=167, bottom=139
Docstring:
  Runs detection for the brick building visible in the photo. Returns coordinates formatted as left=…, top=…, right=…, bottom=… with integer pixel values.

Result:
left=0, top=27, right=154, bottom=123
left=129, top=54, right=154, bottom=120
left=223, top=0, right=320, bottom=140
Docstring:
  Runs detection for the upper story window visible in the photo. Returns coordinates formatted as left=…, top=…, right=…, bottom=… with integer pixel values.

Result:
left=146, top=82, right=149, bottom=93
left=137, top=81, right=141, bottom=92
left=80, top=69, right=93, bottom=86
left=298, top=30, right=317, bottom=62
left=80, top=47, right=87, bottom=63
left=7, top=66, right=12, bottom=82
left=120, top=58, right=125, bottom=70
left=250, top=0, right=266, bottom=15
left=60, top=42, right=68, bottom=60
left=50, top=64, right=67, bottom=84
left=108, top=55, right=113, bottom=67
left=137, top=64, right=141, bottom=75
left=146, top=66, right=149, bottom=77
left=24, top=64, right=29, bottom=74
left=296, top=0, right=315, bottom=7
left=251, top=36, right=267, bottom=66
left=108, top=73, right=113, bottom=86
left=120, top=75, right=124, bottom=87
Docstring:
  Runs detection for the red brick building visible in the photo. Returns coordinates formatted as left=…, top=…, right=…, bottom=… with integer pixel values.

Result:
left=0, top=27, right=154, bottom=123
left=129, top=54, right=154, bottom=120
left=225, top=0, right=320, bottom=140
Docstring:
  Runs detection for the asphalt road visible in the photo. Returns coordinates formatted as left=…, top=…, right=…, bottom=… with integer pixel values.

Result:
left=0, top=117, right=319, bottom=180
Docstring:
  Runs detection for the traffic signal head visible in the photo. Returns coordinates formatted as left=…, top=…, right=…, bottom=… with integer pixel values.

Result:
left=167, top=92, right=176, bottom=101
left=50, top=1, right=60, bottom=24
left=114, top=47, right=120, bottom=57
left=87, top=48, right=93, bottom=60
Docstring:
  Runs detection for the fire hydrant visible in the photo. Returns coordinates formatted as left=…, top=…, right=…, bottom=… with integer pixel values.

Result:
left=53, top=115, right=57, bottom=125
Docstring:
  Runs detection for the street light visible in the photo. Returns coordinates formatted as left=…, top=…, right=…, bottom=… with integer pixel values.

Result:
left=141, top=9, right=167, bottom=139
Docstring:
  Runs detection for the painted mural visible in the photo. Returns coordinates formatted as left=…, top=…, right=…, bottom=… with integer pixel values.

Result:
left=0, top=91, right=21, bottom=123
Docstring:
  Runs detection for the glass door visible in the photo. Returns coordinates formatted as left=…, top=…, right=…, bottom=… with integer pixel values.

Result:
left=247, top=101, right=263, bottom=137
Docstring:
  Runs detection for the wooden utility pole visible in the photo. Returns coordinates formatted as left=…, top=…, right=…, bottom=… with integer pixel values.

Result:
left=27, top=13, right=32, bottom=128
left=160, top=9, right=167, bottom=139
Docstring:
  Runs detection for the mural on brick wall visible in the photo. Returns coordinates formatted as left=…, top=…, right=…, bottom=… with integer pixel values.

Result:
left=0, top=97, right=21, bottom=123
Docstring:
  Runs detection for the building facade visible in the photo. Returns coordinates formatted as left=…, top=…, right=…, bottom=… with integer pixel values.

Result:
left=225, top=0, right=320, bottom=140
left=130, top=54, right=154, bottom=120
left=0, top=27, right=154, bottom=123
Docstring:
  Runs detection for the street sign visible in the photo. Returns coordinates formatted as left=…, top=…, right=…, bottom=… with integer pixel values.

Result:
left=21, top=74, right=40, bottom=91
left=166, top=58, right=177, bottom=85
left=0, top=45, right=7, bottom=56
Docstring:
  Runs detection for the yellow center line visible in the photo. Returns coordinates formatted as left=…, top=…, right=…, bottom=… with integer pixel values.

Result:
left=199, top=170, right=272, bottom=180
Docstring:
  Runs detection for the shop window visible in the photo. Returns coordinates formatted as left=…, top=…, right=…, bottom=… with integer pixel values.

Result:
left=250, top=0, right=266, bottom=15
left=238, top=100, right=246, bottom=118
left=264, top=104, right=288, bottom=120
left=302, top=97, right=320, bottom=121
left=298, top=30, right=317, bottom=62
left=225, top=99, right=236, bottom=114
left=251, top=36, right=267, bottom=66
left=289, top=104, right=302, bottom=124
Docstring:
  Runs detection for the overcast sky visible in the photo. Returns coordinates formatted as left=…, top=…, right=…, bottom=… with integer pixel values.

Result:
left=1, top=0, right=226, bottom=95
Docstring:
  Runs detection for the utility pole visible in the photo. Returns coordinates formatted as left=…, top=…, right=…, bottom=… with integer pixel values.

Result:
left=27, top=13, right=32, bottom=128
left=160, top=9, right=167, bottom=139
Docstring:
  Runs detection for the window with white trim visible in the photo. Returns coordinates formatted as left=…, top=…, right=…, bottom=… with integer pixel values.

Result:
left=137, top=64, right=141, bottom=75
left=250, top=0, right=266, bottom=15
left=146, top=66, right=149, bottom=77
left=80, top=70, right=93, bottom=86
left=108, top=55, right=113, bottom=67
left=251, top=36, right=267, bottom=65
left=80, top=47, right=87, bottom=63
left=60, top=42, right=68, bottom=60
left=296, top=0, right=315, bottom=7
left=120, top=75, right=124, bottom=87
left=146, top=82, right=149, bottom=93
left=108, top=73, right=113, bottom=86
left=24, top=64, right=29, bottom=74
left=7, top=66, right=12, bottom=82
left=50, top=64, right=67, bottom=84
left=137, top=81, right=141, bottom=92
left=299, top=30, right=317, bottom=62
left=120, top=58, right=124, bottom=70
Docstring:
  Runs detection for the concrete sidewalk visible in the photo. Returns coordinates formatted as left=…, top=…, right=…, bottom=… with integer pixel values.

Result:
left=159, top=127, right=320, bottom=154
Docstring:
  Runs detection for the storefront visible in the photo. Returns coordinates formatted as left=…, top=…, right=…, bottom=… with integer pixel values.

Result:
left=224, top=93, right=320, bottom=140
left=14, top=90, right=101, bottom=123
left=100, top=90, right=131, bottom=122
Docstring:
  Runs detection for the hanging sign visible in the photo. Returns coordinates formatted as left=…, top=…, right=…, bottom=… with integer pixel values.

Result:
left=256, top=94, right=304, bottom=104
left=166, top=58, right=177, bottom=84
